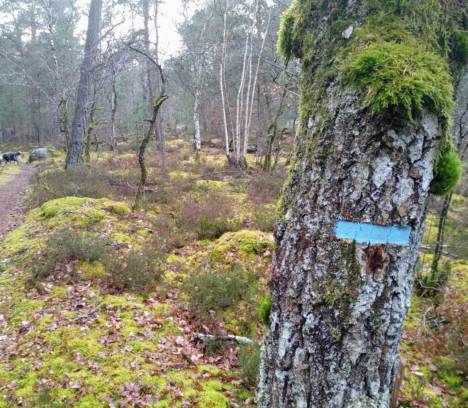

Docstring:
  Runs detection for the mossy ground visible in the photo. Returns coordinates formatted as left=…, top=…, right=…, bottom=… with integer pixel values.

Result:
left=0, top=165, right=22, bottom=187
left=1, top=137, right=464, bottom=406
left=0, top=141, right=275, bottom=406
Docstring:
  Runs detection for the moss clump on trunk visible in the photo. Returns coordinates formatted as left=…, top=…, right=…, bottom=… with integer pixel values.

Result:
left=430, top=148, right=463, bottom=196
left=342, top=41, right=453, bottom=125
left=277, top=0, right=310, bottom=62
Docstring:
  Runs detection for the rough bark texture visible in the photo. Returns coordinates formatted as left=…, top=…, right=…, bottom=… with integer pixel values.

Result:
left=65, top=0, right=102, bottom=167
left=257, top=0, right=454, bottom=405
left=258, top=81, right=440, bottom=407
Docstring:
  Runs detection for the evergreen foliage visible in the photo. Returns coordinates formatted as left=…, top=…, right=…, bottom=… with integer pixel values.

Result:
left=430, top=149, right=463, bottom=196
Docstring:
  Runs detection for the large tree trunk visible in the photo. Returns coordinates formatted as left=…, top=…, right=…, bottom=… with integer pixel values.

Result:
left=65, top=0, right=102, bottom=168
left=258, top=1, right=458, bottom=406
left=259, top=87, right=439, bottom=407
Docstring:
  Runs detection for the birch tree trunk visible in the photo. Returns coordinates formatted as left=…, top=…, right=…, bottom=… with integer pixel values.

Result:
left=193, top=86, right=202, bottom=159
left=258, top=1, right=462, bottom=406
left=191, top=11, right=211, bottom=160
left=66, top=0, right=102, bottom=167
left=219, top=5, right=230, bottom=158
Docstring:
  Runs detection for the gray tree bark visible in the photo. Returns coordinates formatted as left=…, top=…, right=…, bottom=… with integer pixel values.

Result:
left=258, top=1, right=452, bottom=406
left=258, top=85, right=440, bottom=408
left=430, top=67, right=468, bottom=281
left=65, top=0, right=102, bottom=167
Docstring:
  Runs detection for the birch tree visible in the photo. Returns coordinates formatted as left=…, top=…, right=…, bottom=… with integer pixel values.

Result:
left=258, top=0, right=465, bottom=406
left=219, top=0, right=273, bottom=167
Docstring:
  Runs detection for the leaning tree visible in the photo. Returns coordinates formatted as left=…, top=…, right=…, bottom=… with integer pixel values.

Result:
left=258, top=0, right=466, bottom=407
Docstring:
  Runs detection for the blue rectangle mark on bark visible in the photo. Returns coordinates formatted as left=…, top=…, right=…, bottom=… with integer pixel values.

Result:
left=335, top=220, right=411, bottom=246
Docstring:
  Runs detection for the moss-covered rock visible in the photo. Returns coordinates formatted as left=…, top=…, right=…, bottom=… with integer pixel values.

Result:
left=1, top=197, right=137, bottom=262
left=210, top=230, right=274, bottom=263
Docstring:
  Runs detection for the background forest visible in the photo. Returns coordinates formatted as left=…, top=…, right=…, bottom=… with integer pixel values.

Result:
left=0, top=0, right=466, bottom=407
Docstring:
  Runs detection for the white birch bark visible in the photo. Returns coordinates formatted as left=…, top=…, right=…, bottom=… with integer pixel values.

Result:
left=219, top=6, right=230, bottom=158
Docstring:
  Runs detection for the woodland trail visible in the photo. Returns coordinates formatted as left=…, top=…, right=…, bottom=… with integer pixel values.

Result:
left=0, top=165, right=38, bottom=242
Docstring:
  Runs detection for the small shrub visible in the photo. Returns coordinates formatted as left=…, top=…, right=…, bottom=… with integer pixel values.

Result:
left=152, top=214, right=190, bottom=249
left=195, top=216, right=242, bottom=240
left=415, top=260, right=452, bottom=298
left=253, top=204, right=277, bottom=232
left=258, top=295, right=272, bottom=325
left=202, top=338, right=228, bottom=355
left=104, top=245, right=164, bottom=294
left=247, top=170, right=285, bottom=205
left=184, top=265, right=255, bottom=317
left=448, top=322, right=468, bottom=379
left=435, top=356, right=464, bottom=390
left=430, top=149, right=462, bottom=196
left=177, top=192, right=242, bottom=240
left=238, top=344, right=261, bottom=386
left=29, top=166, right=117, bottom=208
left=30, top=228, right=109, bottom=280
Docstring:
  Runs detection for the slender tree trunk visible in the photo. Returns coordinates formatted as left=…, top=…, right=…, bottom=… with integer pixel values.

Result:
left=244, top=2, right=271, bottom=157
left=142, top=0, right=154, bottom=105
left=258, top=1, right=458, bottom=406
left=66, top=0, right=102, bottom=168
left=134, top=95, right=168, bottom=209
left=263, top=84, right=288, bottom=172
left=235, top=35, right=249, bottom=165
left=85, top=94, right=98, bottom=163
left=191, top=12, right=211, bottom=160
left=153, top=0, right=166, bottom=173
left=110, top=64, right=118, bottom=151
left=193, top=86, right=202, bottom=160
left=220, top=5, right=230, bottom=159
left=59, top=96, right=70, bottom=151
left=430, top=67, right=468, bottom=283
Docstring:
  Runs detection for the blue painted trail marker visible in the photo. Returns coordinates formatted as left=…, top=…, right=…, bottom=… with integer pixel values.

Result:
left=335, top=220, right=411, bottom=246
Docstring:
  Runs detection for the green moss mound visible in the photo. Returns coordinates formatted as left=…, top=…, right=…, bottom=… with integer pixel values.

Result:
left=430, top=149, right=462, bottom=196
left=210, top=230, right=274, bottom=263
left=343, top=41, right=453, bottom=123
left=1, top=197, right=134, bottom=261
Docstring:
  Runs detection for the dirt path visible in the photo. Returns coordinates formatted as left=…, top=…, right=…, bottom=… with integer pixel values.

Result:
left=0, top=165, right=38, bottom=242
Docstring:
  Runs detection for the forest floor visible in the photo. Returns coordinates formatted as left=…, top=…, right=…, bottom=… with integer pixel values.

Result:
left=0, top=139, right=465, bottom=407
